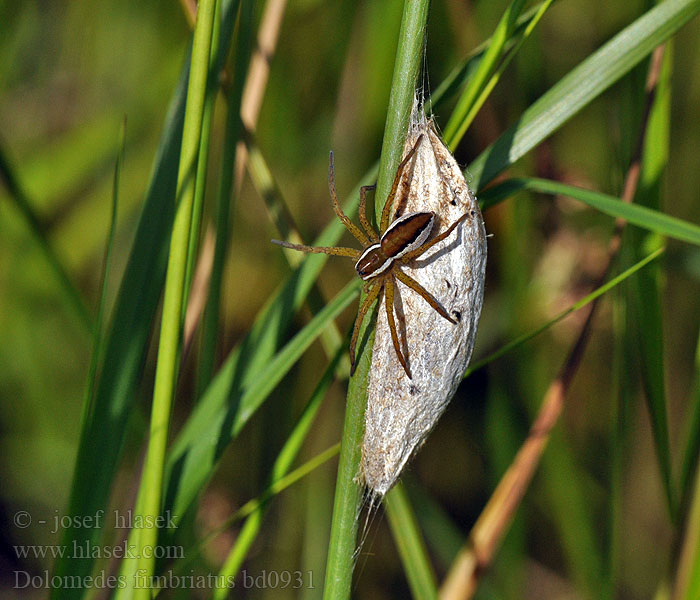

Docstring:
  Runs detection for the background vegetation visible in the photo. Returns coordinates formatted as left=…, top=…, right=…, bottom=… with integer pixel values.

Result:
left=1, top=0, right=700, bottom=598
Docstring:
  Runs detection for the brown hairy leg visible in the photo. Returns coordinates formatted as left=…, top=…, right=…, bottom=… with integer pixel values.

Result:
left=349, top=281, right=383, bottom=374
left=359, top=184, right=379, bottom=242
left=328, top=152, right=370, bottom=246
left=395, top=269, right=455, bottom=323
left=385, top=277, right=411, bottom=378
left=270, top=240, right=360, bottom=258
left=380, top=134, right=424, bottom=233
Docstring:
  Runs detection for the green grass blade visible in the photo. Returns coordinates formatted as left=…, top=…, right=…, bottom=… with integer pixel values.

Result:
left=384, top=484, right=439, bottom=600
left=0, top=143, right=92, bottom=331
left=245, top=134, right=347, bottom=372
left=131, top=0, right=219, bottom=591
left=445, top=0, right=556, bottom=150
left=198, top=0, right=253, bottom=393
left=213, top=342, right=346, bottom=596
left=627, top=46, right=675, bottom=522
left=156, top=443, right=340, bottom=594
left=163, top=280, right=360, bottom=519
left=468, top=0, right=700, bottom=190
left=323, top=1, right=430, bottom=597
left=675, top=453, right=700, bottom=600
left=465, top=247, right=665, bottom=377
left=402, top=480, right=464, bottom=571
left=50, top=2, right=242, bottom=593
left=182, top=0, right=224, bottom=305
left=680, top=330, right=700, bottom=510
left=80, top=119, right=125, bottom=429
left=431, top=1, right=558, bottom=113
left=481, top=177, right=700, bottom=246
left=443, top=0, right=528, bottom=148
left=607, top=282, right=635, bottom=599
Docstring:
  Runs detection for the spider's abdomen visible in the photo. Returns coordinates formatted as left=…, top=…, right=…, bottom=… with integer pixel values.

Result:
left=355, top=243, right=392, bottom=280
left=380, top=212, right=434, bottom=259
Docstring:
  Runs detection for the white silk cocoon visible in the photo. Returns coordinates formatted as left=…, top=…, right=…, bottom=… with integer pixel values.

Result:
left=361, top=107, right=487, bottom=495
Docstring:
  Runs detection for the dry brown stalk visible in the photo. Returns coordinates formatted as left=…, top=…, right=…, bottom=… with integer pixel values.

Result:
left=439, top=44, right=666, bottom=600
left=182, top=0, right=288, bottom=354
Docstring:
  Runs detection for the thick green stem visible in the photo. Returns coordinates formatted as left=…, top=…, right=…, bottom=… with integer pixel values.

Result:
left=322, top=1, right=430, bottom=598
left=198, top=0, right=254, bottom=396
left=130, top=0, right=218, bottom=595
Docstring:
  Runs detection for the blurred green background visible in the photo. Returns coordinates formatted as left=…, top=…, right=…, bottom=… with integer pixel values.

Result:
left=1, top=0, right=700, bottom=597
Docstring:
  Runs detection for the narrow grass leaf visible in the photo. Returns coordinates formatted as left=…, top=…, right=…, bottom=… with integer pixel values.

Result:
left=158, top=444, right=341, bottom=592
left=0, top=144, right=92, bottom=331
left=51, top=2, right=242, bottom=593
left=198, top=0, right=253, bottom=393
left=443, top=0, right=528, bottom=148
left=627, top=46, right=675, bottom=521
left=674, top=453, right=700, bottom=600
left=385, top=484, right=439, bottom=600
left=182, top=0, right=225, bottom=305
left=80, top=120, right=125, bottom=429
left=131, top=0, right=219, bottom=591
left=465, top=247, right=665, bottom=377
left=164, top=280, right=360, bottom=520
left=607, top=283, right=636, bottom=600
left=468, top=0, right=700, bottom=189
left=445, top=0, right=556, bottom=150
left=680, top=330, right=700, bottom=514
left=403, top=480, right=464, bottom=571
left=481, top=178, right=700, bottom=246
left=213, top=342, right=346, bottom=596
left=431, top=1, right=560, bottom=112
left=245, top=134, right=347, bottom=372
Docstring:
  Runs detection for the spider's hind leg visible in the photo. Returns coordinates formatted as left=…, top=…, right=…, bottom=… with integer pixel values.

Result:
left=385, top=277, right=412, bottom=379
left=395, top=269, right=455, bottom=324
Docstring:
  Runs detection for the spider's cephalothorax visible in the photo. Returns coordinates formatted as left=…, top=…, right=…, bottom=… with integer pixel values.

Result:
left=272, top=135, right=468, bottom=379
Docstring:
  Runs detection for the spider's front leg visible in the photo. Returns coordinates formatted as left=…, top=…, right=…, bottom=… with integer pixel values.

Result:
left=349, top=282, right=383, bottom=375
left=359, top=184, right=379, bottom=243
left=270, top=240, right=360, bottom=258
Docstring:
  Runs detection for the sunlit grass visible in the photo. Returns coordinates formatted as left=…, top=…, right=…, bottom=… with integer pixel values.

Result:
left=2, top=0, right=700, bottom=599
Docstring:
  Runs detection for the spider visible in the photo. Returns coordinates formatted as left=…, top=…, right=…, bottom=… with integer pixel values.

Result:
left=272, top=135, right=467, bottom=379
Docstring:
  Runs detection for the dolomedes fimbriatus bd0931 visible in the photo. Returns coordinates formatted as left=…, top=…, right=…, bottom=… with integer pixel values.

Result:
left=272, top=135, right=467, bottom=379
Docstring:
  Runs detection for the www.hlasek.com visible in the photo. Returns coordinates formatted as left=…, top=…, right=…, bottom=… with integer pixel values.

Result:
left=14, top=540, right=183, bottom=561
left=15, top=569, right=316, bottom=591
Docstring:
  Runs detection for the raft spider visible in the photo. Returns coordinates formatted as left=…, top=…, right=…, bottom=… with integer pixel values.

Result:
left=272, top=135, right=467, bottom=379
